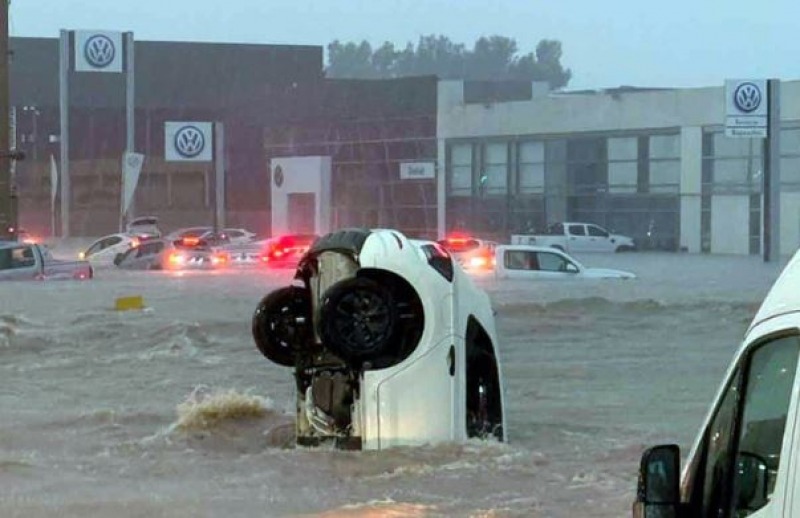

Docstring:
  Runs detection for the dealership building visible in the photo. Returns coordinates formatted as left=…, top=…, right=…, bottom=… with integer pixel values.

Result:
left=10, top=35, right=800, bottom=254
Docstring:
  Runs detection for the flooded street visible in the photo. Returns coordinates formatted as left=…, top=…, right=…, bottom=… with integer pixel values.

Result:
left=0, top=251, right=787, bottom=517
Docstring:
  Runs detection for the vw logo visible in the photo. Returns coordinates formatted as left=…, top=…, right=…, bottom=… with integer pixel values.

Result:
left=274, top=165, right=284, bottom=187
left=84, top=34, right=116, bottom=69
left=174, top=126, right=206, bottom=158
left=733, top=82, right=762, bottom=113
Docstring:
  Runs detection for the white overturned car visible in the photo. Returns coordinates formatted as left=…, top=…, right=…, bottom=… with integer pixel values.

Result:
left=252, top=228, right=506, bottom=450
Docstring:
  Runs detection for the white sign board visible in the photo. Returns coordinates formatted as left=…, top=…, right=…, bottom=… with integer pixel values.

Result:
left=74, top=30, right=124, bottom=73
left=165, top=122, right=213, bottom=162
left=725, top=79, right=768, bottom=138
left=400, top=161, right=435, bottom=180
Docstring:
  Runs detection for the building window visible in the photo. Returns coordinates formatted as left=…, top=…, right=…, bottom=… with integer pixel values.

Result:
left=482, top=142, right=508, bottom=195
left=781, top=127, right=800, bottom=189
left=703, top=130, right=762, bottom=194
left=649, top=134, right=680, bottom=193
left=449, top=143, right=472, bottom=196
left=518, top=141, right=545, bottom=194
left=608, top=137, right=637, bottom=194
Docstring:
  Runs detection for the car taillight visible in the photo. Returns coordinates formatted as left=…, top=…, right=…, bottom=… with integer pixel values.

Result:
left=168, top=252, right=186, bottom=265
left=131, top=237, right=141, bottom=248
left=182, top=236, right=200, bottom=246
left=211, top=253, right=228, bottom=266
left=469, top=256, right=489, bottom=268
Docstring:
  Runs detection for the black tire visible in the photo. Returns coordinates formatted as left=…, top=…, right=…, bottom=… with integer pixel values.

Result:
left=252, top=286, right=312, bottom=367
left=318, top=277, right=399, bottom=367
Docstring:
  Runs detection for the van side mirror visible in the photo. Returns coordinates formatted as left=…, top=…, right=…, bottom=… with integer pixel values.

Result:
left=633, top=444, right=680, bottom=518
left=735, top=452, right=770, bottom=512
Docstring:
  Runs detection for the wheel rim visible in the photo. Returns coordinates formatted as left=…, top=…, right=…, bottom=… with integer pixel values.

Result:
left=331, top=288, right=391, bottom=353
left=263, top=298, right=306, bottom=349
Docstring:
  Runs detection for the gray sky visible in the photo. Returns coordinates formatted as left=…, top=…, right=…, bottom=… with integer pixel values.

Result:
left=9, top=0, right=800, bottom=90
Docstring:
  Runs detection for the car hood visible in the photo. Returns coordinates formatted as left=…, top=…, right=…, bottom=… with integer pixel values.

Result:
left=581, top=267, right=636, bottom=279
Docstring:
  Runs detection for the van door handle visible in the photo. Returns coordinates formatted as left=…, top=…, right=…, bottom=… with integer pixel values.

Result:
left=447, top=346, right=455, bottom=377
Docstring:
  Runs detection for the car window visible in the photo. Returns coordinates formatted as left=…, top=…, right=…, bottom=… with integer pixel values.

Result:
left=102, top=236, right=123, bottom=249
left=537, top=252, right=573, bottom=272
left=85, top=239, right=104, bottom=256
left=567, top=224, right=586, bottom=236
left=0, top=246, right=36, bottom=269
left=587, top=225, right=609, bottom=238
left=504, top=250, right=538, bottom=270
left=119, top=247, right=138, bottom=263
left=226, top=230, right=243, bottom=238
left=137, top=241, right=164, bottom=257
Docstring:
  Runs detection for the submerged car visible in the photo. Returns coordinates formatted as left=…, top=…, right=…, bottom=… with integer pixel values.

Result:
left=126, top=216, right=162, bottom=238
left=494, top=245, right=636, bottom=279
left=0, top=241, right=92, bottom=280
left=114, top=237, right=229, bottom=271
left=252, top=228, right=506, bottom=450
left=80, top=233, right=143, bottom=267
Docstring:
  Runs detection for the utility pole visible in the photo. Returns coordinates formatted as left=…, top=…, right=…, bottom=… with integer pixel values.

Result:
left=0, top=0, right=12, bottom=239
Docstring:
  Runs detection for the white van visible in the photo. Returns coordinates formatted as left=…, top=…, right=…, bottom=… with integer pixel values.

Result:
left=633, top=251, right=800, bottom=517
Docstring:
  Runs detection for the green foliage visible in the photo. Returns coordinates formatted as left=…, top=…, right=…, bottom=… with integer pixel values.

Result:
left=326, top=35, right=571, bottom=90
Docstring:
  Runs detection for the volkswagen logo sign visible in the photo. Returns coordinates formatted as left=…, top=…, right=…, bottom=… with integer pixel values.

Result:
left=274, top=165, right=284, bottom=187
left=84, top=34, right=116, bottom=69
left=174, top=126, right=206, bottom=158
left=733, top=82, right=762, bottom=113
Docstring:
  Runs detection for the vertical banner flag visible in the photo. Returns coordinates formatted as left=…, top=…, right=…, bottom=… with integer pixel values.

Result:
left=121, top=152, right=145, bottom=216
left=50, top=154, right=59, bottom=203
left=75, top=31, right=124, bottom=72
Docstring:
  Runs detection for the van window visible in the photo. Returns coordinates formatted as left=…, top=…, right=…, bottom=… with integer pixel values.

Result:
left=686, top=334, right=800, bottom=516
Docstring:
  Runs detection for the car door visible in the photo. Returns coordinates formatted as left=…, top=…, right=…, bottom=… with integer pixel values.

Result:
left=92, top=236, right=125, bottom=266
left=586, top=224, right=615, bottom=252
left=565, top=224, right=589, bottom=252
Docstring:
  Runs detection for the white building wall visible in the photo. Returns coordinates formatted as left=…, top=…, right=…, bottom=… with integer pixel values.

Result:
left=711, top=195, right=750, bottom=254
left=270, top=156, right=332, bottom=237
left=781, top=192, right=800, bottom=256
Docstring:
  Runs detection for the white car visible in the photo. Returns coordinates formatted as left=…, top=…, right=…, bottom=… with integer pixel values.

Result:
left=79, top=233, right=143, bottom=267
left=126, top=216, right=161, bottom=238
left=252, top=228, right=506, bottom=450
left=222, top=228, right=257, bottom=245
left=494, top=245, right=636, bottom=280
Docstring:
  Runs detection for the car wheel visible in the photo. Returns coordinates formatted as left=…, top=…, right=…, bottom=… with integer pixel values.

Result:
left=252, top=286, right=312, bottom=367
left=318, top=277, right=399, bottom=367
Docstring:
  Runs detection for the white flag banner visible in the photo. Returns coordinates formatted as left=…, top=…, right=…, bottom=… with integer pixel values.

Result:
left=50, top=154, right=59, bottom=204
left=75, top=30, right=124, bottom=72
left=165, top=122, right=213, bottom=162
left=121, top=152, right=145, bottom=216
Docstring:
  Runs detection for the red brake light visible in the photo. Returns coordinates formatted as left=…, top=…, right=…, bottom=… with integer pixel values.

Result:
left=182, top=236, right=200, bottom=246
left=131, top=237, right=141, bottom=248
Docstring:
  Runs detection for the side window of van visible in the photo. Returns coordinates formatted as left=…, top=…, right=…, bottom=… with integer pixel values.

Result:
left=687, top=334, right=800, bottom=516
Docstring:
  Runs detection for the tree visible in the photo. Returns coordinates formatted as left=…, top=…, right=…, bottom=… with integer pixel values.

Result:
left=326, top=35, right=572, bottom=90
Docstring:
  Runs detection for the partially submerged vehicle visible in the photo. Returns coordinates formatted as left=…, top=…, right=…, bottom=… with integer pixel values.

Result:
left=0, top=241, right=92, bottom=280
left=495, top=245, right=636, bottom=280
left=633, top=250, right=800, bottom=517
left=252, top=228, right=506, bottom=450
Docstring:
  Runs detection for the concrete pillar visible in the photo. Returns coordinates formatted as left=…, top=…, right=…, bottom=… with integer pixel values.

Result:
left=679, top=126, right=703, bottom=252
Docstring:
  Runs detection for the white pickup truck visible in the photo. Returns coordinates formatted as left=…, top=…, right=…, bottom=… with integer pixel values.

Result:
left=0, top=241, right=93, bottom=281
left=511, top=222, right=636, bottom=253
